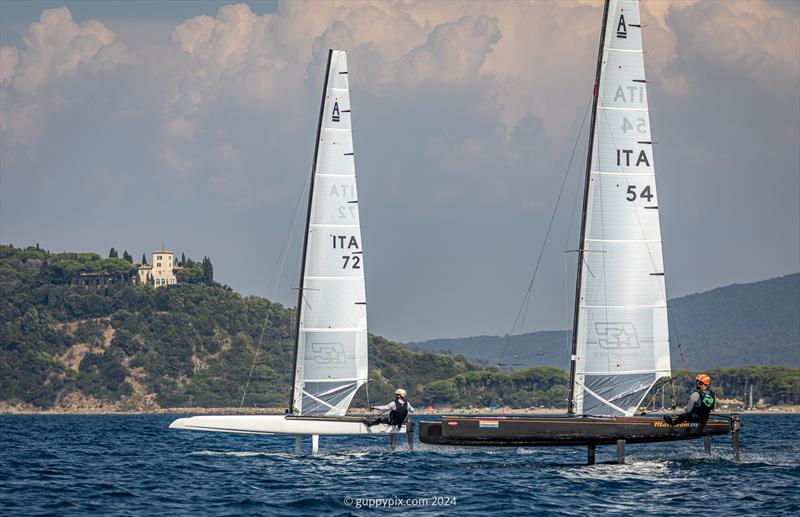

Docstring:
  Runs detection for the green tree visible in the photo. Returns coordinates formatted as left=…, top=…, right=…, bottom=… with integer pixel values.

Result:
left=423, top=380, right=458, bottom=404
left=108, top=248, right=118, bottom=259
left=176, top=264, right=204, bottom=284
left=181, top=252, right=186, bottom=266
left=141, top=253, right=147, bottom=265
left=122, top=251, right=133, bottom=263
left=2, top=243, right=797, bottom=410
left=202, top=256, right=214, bottom=285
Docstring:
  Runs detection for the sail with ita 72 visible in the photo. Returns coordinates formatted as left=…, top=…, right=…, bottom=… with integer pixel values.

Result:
left=169, top=51, right=408, bottom=450
left=289, top=49, right=368, bottom=417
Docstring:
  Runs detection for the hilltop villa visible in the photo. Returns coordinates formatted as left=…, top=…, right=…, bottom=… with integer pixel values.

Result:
left=138, top=248, right=180, bottom=287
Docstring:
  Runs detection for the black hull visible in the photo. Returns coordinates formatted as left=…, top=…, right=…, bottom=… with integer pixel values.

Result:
left=419, top=414, right=731, bottom=447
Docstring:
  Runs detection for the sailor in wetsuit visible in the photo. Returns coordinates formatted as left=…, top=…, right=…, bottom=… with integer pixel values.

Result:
left=664, top=373, right=716, bottom=428
left=365, top=389, right=414, bottom=427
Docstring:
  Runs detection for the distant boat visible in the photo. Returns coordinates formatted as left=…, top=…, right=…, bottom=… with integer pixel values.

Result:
left=418, top=0, right=734, bottom=457
left=170, top=50, right=406, bottom=453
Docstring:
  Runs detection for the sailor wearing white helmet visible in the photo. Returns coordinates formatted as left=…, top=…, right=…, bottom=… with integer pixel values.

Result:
left=365, top=388, right=414, bottom=426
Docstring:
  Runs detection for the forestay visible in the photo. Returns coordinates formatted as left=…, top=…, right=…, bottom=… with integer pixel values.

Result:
left=572, top=0, right=671, bottom=416
left=292, top=50, right=368, bottom=416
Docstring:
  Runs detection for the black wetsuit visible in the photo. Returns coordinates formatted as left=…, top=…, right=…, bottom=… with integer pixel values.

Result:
left=669, top=388, right=715, bottom=428
left=388, top=399, right=409, bottom=425
left=366, top=399, right=412, bottom=426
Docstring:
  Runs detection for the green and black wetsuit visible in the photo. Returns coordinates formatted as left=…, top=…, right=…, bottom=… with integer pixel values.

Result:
left=670, top=388, right=716, bottom=427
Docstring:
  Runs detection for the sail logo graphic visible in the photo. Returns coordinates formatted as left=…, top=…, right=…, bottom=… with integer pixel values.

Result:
left=310, top=343, right=347, bottom=364
left=332, top=101, right=341, bottom=122
left=590, top=322, right=640, bottom=349
left=616, top=14, right=627, bottom=39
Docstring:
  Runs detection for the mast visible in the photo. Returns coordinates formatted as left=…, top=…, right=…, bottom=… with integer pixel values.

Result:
left=289, top=49, right=334, bottom=411
left=567, top=0, right=611, bottom=415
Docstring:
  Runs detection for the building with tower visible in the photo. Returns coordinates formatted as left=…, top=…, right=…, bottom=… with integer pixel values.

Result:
left=137, top=248, right=179, bottom=287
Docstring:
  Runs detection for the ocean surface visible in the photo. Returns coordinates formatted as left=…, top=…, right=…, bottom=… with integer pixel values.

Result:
left=1, top=414, right=798, bottom=515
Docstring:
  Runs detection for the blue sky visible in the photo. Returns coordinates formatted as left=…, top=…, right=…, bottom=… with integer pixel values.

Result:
left=1, top=1, right=798, bottom=342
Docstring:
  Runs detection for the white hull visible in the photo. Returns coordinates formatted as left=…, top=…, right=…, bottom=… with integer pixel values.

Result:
left=169, top=415, right=406, bottom=436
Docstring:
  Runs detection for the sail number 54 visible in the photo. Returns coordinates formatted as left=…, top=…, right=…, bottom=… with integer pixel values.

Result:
left=626, top=185, right=653, bottom=202
left=621, top=117, right=647, bottom=134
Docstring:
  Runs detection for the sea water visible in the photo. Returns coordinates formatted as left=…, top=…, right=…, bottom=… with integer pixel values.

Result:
left=1, top=414, right=798, bottom=515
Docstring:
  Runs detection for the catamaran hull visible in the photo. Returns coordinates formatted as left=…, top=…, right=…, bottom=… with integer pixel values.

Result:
left=418, top=414, right=730, bottom=446
left=169, top=414, right=406, bottom=436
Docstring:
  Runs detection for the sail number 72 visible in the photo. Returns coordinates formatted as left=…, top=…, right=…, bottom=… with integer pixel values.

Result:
left=626, top=185, right=653, bottom=202
left=342, top=255, right=361, bottom=269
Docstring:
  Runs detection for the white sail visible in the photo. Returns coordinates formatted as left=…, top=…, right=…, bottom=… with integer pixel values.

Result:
left=292, top=50, right=368, bottom=416
left=572, top=0, right=671, bottom=416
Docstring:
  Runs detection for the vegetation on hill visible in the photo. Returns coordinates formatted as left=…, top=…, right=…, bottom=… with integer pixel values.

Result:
left=408, top=331, right=570, bottom=371
left=422, top=367, right=569, bottom=408
left=0, top=245, right=478, bottom=409
left=409, top=274, right=800, bottom=370
left=668, top=367, right=800, bottom=407
left=668, top=274, right=800, bottom=369
left=1, top=244, right=797, bottom=410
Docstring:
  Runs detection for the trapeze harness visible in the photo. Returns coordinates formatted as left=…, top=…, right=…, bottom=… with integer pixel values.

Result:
left=389, top=399, right=409, bottom=426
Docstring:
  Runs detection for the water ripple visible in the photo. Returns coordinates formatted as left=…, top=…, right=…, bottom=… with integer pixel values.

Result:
left=0, top=414, right=798, bottom=515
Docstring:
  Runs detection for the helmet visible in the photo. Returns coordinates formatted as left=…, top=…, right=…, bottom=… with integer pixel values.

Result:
left=696, top=374, right=711, bottom=386
left=395, top=388, right=407, bottom=398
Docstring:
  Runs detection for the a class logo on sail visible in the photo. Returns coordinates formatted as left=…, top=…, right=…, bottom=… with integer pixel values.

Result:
left=332, top=101, right=341, bottom=122
left=309, top=343, right=347, bottom=365
left=590, top=322, right=640, bottom=350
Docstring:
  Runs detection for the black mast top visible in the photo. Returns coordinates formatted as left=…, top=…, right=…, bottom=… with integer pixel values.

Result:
left=567, top=0, right=611, bottom=415
left=289, top=49, right=334, bottom=412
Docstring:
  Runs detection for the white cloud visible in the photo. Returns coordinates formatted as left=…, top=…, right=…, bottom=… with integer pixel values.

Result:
left=10, top=7, right=118, bottom=95
left=0, top=47, right=19, bottom=87
left=665, top=0, right=800, bottom=93
left=0, top=102, right=45, bottom=148
left=0, top=1, right=797, bottom=341
left=207, top=143, right=250, bottom=198
left=161, top=145, right=196, bottom=179
left=165, top=116, right=195, bottom=140
left=2, top=1, right=797, bottom=195
left=396, top=15, right=500, bottom=85
left=0, top=7, right=126, bottom=153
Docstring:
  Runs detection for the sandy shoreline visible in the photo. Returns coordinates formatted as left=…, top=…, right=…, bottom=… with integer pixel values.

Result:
left=2, top=406, right=798, bottom=416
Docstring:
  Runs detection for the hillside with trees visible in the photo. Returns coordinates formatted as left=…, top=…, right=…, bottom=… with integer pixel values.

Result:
left=1, top=245, right=798, bottom=410
left=409, top=273, right=800, bottom=371
left=0, top=245, right=477, bottom=410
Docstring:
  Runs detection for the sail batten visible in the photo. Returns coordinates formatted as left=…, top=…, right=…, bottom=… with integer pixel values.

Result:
left=291, top=50, right=368, bottom=417
left=583, top=369, right=664, bottom=375
left=585, top=239, right=662, bottom=243
left=302, top=327, right=366, bottom=332
left=598, top=107, right=649, bottom=112
left=592, top=171, right=653, bottom=176
left=581, top=303, right=667, bottom=309
left=570, top=0, right=671, bottom=417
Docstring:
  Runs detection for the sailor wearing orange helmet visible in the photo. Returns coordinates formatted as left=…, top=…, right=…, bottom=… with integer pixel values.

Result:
left=664, top=374, right=716, bottom=428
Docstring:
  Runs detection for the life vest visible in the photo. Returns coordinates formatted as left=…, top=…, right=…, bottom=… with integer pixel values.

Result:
left=690, top=389, right=715, bottom=421
left=389, top=399, right=409, bottom=425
